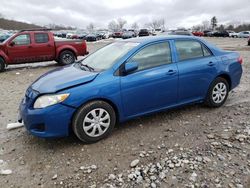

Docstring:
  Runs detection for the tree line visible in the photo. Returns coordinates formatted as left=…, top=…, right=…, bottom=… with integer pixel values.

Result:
left=192, top=16, right=250, bottom=32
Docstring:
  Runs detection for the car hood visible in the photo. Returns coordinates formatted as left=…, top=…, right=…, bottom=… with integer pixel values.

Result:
left=31, top=65, right=99, bottom=93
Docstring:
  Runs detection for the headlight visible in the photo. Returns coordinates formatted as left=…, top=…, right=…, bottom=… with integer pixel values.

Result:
left=33, top=93, right=70, bottom=109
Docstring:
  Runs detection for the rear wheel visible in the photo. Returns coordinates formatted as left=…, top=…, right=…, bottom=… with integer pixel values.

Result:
left=72, top=101, right=116, bottom=143
left=205, top=77, right=229, bottom=107
left=58, top=50, right=75, bottom=65
left=0, top=57, right=6, bottom=72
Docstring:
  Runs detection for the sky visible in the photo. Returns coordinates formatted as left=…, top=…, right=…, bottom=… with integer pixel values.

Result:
left=0, top=0, right=250, bottom=29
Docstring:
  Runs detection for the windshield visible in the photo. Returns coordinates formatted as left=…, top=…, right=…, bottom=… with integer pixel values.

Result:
left=81, top=42, right=139, bottom=70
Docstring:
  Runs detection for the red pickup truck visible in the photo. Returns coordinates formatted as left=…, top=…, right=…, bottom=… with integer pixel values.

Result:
left=0, top=29, right=88, bottom=72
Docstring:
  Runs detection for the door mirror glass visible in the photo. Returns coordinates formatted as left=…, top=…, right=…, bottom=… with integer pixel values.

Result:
left=124, top=61, right=138, bottom=74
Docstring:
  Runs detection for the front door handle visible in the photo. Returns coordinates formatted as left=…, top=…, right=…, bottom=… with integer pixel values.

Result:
left=208, top=61, right=215, bottom=66
left=166, top=69, right=177, bottom=75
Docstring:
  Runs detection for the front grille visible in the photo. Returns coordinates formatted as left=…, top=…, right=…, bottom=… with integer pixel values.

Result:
left=24, top=87, right=39, bottom=107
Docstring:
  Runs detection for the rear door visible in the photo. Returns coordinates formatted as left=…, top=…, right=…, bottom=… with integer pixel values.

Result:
left=120, top=41, right=178, bottom=117
left=32, top=32, right=55, bottom=61
left=174, top=39, right=218, bottom=103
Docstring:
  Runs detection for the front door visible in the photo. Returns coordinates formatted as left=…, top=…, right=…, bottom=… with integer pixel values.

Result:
left=7, top=34, right=33, bottom=64
left=120, top=42, right=178, bottom=117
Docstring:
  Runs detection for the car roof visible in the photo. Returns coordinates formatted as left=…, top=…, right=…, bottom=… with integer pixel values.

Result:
left=125, top=35, right=200, bottom=44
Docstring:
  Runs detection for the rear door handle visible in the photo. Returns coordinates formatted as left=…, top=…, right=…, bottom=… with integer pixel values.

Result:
left=166, top=69, right=177, bottom=75
left=28, top=46, right=32, bottom=48
left=208, top=61, right=215, bottom=66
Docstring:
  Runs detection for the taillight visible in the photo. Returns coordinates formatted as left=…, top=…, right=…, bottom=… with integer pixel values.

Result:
left=238, top=57, right=243, bottom=64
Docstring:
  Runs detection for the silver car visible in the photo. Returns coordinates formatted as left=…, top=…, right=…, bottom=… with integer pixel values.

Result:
left=238, top=31, right=250, bottom=38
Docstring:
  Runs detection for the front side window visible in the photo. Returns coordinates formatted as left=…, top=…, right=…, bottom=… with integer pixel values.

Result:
left=175, top=40, right=211, bottom=61
left=128, top=42, right=172, bottom=71
left=12, top=34, right=31, bottom=45
left=35, top=33, right=49, bottom=43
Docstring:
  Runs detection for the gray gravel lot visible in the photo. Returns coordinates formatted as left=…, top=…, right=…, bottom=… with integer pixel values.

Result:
left=0, top=37, right=249, bottom=188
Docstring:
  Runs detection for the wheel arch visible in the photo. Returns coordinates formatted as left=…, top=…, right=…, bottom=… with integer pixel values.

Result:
left=70, top=98, right=120, bottom=132
left=216, top=73, right=232, bottom=90
left=57, top=48, right=77, bottom=60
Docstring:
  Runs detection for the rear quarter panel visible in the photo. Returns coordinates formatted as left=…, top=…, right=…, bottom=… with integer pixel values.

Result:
left=217, top=51, right=242, bottom=90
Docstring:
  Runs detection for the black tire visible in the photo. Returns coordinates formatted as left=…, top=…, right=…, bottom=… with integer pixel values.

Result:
left=58, top=50, right=75, bottom=65
left=72, top=101, right=116, bottom=143
left=0, top=57, right=6, bottom=72
left=205, top=77, right=229, bottom=107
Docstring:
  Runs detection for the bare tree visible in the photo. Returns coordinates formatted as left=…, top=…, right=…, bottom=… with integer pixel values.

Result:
left=131, top=22, right=139, bottom=30
left=202, top=20, right=210, bottom=30
left=146, top=18, right=166, bottom=30
left=108, top=20, right=119, bottom=31
left=117, top=18, right=127, bottom=30
left=86, top=23, right=95, bottom=32
left=192, top=25, right=202, bottom=31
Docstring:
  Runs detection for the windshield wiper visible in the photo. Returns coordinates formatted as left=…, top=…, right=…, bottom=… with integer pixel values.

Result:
left=81, top=64, right=95, bottom=71
left=76, top=61, right=95, bottom=72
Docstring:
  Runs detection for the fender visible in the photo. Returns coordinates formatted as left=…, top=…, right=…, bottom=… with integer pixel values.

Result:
left=56, top=45, right=78, bottom=59
left=0, top=50, right=10, bottom=64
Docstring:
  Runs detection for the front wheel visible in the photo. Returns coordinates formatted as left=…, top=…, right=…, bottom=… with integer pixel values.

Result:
left=205, top=77, right=229, bottom=107
left=58, top=50, right=75, bottom=65
left=72, top=101, right=116, bottom=143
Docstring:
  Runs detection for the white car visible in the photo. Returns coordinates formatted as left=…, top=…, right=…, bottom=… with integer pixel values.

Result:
left=238, top=31, right=250, bottom=38
left=228, top=31, right=238, bottom=38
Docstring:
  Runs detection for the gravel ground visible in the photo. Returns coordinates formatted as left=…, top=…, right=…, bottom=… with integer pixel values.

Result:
left=0, top=37, right=249, bottom=188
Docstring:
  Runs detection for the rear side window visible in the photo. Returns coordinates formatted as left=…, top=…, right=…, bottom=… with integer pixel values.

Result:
left=128, top=42, right=172, bottom=71
left=34, top=33, right=49, bottom=43
left=175, top=40, right=211, bottom=61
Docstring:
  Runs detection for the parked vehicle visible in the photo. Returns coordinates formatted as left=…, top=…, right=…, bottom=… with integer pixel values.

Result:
left=206, top=31, right=216, bottom=37
left=0, top=29, right=88, bottom=72
left=228, top=31, right=238, bottom=38
left=122, top=31, right=134, bottom=39
left=138, top=29, right=150, bottom=37
left=112, top=31, right=123, bottom=38
left=192, top=31, right=204, bottom=37
left=0, top=33, right=12, bottom=43
left=85, top=33, right=101, bottom=42
left=203, top=30, right=212, bottom=37
left=238, top=31, right=250, bottom=38
left=78, top=32, right=88, bottom=40
left=128, top=29, right=138, bottom=37
left=168, top=30, right=193, bottom=36
left=19, top=36, right=243, bottom=143
left=97, top=31, right=109, bottom=39
left=213, top=31, right=229, bottom=37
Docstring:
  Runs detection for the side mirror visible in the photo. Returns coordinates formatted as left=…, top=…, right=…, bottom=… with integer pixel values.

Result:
left=124, top=61, right=138, bottom=74
left=9, top=41, right=15, bottom=46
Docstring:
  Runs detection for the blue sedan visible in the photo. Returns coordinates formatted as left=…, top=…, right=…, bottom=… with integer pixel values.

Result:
left=19, top=36, right=243, bottom=143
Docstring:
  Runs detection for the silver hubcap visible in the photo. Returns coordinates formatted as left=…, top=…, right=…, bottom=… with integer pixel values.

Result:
left=212, top=82, right=227, bottom=104
left=62, top=54, right=73, bottom=64
left=83, top=108, right=110, bottom=137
